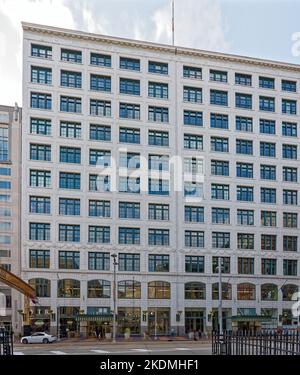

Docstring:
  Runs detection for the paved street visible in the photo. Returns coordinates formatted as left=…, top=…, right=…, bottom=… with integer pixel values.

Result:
left=13, top=340, right=212, bottom=355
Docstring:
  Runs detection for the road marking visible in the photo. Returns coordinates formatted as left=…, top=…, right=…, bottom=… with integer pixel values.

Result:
left=50, top=350, right=66, bottom=355
left=175, top=348, right=192, bottom=351
left=90, top=349, right=110, bottom=354
left=14, top=352, right=25, bottom=355
left=131, top=349, right=150, bottom=352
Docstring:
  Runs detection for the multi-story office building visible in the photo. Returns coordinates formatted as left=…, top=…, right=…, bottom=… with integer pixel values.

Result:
left=22, top=22, right=300, bottom=337
left=0, top=104, right=22, bottom=332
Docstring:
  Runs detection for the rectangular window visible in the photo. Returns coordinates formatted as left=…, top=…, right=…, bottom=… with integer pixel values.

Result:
left=185, top=256, right=205, bottom=273
left=235, top=73, right=252, bottom=86
left=212, top=232, right=230, bottom=248
left=211, top=160, right=229, bottom=176
left=0, top=128, right=8, bottom=162
left=282, top=122, right=297, bottom=137
left=88, top=226, right=110, bottom=244
left=282, top=144, right=297, bottom=159
left=61, top=70, right=82, bottom=88
left=261, top=188, right=276, bottom=203
left=59, top=198, right=80, bottom=216
left=61, top=49, right=82, bottom=63
left=90, top=99, right=111, bottom=117
left=184, top=157, right=203, bottom=174
left=210, top=113, right=228, bottom=129
left=149, top=255, right=169, bottom=272
left=120, top=78, right=140, bottom=95
left=148, top=154, right=168, bottom=171
left=90, top=124, right=111, bottom=141
left=119, top=177, right=140, bottom=194
left=237, top=186, right=254, bottom=202
left=211, top=137, right=229, bottom=152
left=59, top=251, right=80, bottom=269
left=236, top=139, right=253, bottom=155
left=283, top=236, right=298, bottom=252
left=88, top=252, right=110, bottom=271
left=261, top=258, right=277, bottom=275
left=118, top=253, right=140, bottom=271
left=29, top=249, right=50, bottom=269
left=184, top=182, right=203, bottom=198
left=212, top=257, right=230, bottom=274
left=184, top=134, right=203, bottom=150
left=60, top=96, right=81, bottom=113
left=31, top=92, right=51, bottom=110
left=260, top=165, right=276, bottom=180
left=30, top=196, right=51, bottom=214
left=260, top=142, right=276, bottom=157
left=238, top=257, right=254, bottom=274
left=148, top=130, right=169, bottom=146
left=59, top=224, right=80, bottom=242
left=211, top=184, right=230, bottom=200
left=30, top=170, right=51, bottom=188
left=59, top=172, right=80, bottom=190
left=118, top=228, right=140, bottom=245
left=31, top=44, right=52, bottom=59
left=237, top=233, right=254, bottom=250
left=183, top=66, right=202, bottom=79
left=260, top=119, right=276, bottom=134
left=236, top=162, right=253, bottom=178
left=183, top=86, right=202, bottom=103
left=184, top=110, right=203, bottom=126
left=184, top=206, right=204, bottom=223
left=282, top=99, right=297, bottom=115
left=120, top=103, right=140, bottom=120
left=149, top=61, right=168, bottom=75
left=259, top=96, right=275, bottom=112
left=212, top=207, right=230, bottom=224
left=259, top=76, right=275, bottom=89
left=283, top=259, right=297, bottom=276
left=236, top=116, right=253, bottom=132
left=91, top=74, right=111, bottom=92
left=120, top=127, right=140, bottom=144
left=282, top=80, right=296, bottom=92
left=31, top=66, right=52, bottom=84
left=120, top=57, right=140, bottom=71
left=149, top=106, right=169, bottom=122
left=60, top=121, right=81, bottom=138
left=283, top=167, right=298, bottom=182
left=261, top=234, right=276, bottom=251
left=261, top=211, right=277, bottom=227
left=31, top=118, right=51, bottom=136
left=237, top=209, right=254, bottom=226
left=119, top=202, right=140, bottom=219
left=89, top=149, right=111, bottom=166
left=89, top=200, right=111, bottom=218
left=283, top=190, right=298, bottom=205
left=283, top=212, right=298, bottom=228
left=60, top=146, right=81, bottom=164
left=148, top=179, right=169, bottom=195
left=29, top=223, right=50, bottom=241
left=149, top=204, right=169, bottom=221
left=30, top=144, right=51, bottom=161
left=89, top=175, right=110, bottom=192
left=148, top=82, right=168, bottom=99
left=90, top=53, right=111, bottom=67
left=210, top=90, right=228, bottom=106
left=185, top=231, right=204, bottom=248
left=0, top=180, right=10, bottom=189
left=210, top=70, right=227, bottom=83
left=235, top=93, right=252, bottom=109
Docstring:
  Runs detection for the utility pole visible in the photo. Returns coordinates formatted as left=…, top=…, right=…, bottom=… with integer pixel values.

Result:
left=218, top=257, right=223, bottom=334
left=111, top=254, right=118, bottom=343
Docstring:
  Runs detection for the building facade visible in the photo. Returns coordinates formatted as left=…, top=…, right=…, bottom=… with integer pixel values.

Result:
left=22, top=22, right=300, bottom=337
left=0, top=104, right=22, bottom=333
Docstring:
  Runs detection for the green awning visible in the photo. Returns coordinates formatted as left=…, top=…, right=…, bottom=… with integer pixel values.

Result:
left=231, top=315, right=274, bottom=322
left=75, top=314, right=113, bottom=322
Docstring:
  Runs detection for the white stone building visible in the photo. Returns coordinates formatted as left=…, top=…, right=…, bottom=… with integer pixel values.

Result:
left=22, top=22, right=300, bottom=337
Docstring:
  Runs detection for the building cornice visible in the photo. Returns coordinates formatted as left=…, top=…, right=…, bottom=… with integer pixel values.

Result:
left=22, top=22, right=300, bottom=73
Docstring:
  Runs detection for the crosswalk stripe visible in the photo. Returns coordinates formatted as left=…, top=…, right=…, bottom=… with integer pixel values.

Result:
left=50, top=350, right=66, bottom=355
left=91, top=349, right=110, bottom=354
left=14, top=352, right=25, bottom=355
left=175, top=348, right=192, bottom=351
left=131, top=349, right=149, bottom=352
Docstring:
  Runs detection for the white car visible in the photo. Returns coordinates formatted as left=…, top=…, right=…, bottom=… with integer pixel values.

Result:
left=21, top=332, right=57, bottom=344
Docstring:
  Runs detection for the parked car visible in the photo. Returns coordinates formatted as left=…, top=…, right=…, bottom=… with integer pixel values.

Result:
left=21, top=332, right=57, bottom=344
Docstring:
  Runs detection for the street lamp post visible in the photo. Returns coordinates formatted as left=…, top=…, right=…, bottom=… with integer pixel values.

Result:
left=154, top=308, right=157, bottom=340
left=111, top=254, right=118, bottom=343
left=218, top=257, right=223, bottom=334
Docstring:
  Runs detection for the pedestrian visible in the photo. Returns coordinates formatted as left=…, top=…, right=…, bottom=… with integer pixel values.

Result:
left=193, top=330, right=198, bottom=341
left=198, top=329, right=202, bottom=339
left=95, top=326, right=99, bottom=339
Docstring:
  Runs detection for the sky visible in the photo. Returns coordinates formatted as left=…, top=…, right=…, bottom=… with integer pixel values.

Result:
left=0, top=0, right=300, bottom=106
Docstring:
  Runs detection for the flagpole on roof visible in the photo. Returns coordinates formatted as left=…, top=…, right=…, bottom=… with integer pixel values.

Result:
left=172, top=0, right=175, bottom=46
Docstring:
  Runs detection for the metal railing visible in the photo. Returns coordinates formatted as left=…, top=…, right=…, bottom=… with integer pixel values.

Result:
left=0, top=327, right=14, bottom=356
left=212, top=330, right=300, bottom=355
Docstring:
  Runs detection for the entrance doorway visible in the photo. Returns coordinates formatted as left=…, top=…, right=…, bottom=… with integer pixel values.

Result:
left=185, top=309, right=205, bottom=334
left=148, top=308, right=170, bottom=335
